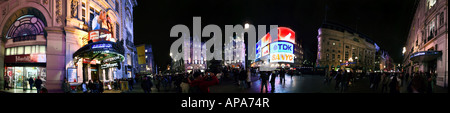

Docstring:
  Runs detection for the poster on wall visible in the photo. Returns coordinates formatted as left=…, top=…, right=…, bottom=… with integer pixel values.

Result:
left=67, top=68, right=77, bottom=83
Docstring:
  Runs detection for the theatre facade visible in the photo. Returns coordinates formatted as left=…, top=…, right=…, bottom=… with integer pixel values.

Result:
left=0, top=0, right=137, bottom=93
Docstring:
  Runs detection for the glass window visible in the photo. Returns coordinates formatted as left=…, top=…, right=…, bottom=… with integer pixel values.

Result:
left=24, top=46, right=31, bottom=54
left=6, top=48, right=10, bottom=56
left=17, top=46, right=24, bottom=55
left=440, top=12, right=444, bottom=27
left=82, top=2, right=86, bottom=22
left=31, top=45, right=35, bottom=54
left=40, top=45, right=46, bottom=54
left=11, top=47, right=16, bottom=55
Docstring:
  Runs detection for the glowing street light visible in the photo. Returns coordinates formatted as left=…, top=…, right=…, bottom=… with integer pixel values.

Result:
left=244, top=23, right=250, bottom=29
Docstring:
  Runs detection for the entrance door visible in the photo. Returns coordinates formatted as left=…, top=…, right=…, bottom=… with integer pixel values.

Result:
left=91, top=65, right=99, bottom=81
left=427, top=59, right=437, bottom=74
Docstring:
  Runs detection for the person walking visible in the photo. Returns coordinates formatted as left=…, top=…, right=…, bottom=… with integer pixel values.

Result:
left=4, top=76, right=9, bottom=90
left=93, top=80, right=100, bottom=93
left=270, top=71, right=277, bottom=93
left=34, top=77, right=43, bottom=93
left=99, top=80, right=104, bottom=93
left=334, top=70, right=343, bottom=90
left=81, top=81, right=88, bottom=93
left=280, top=69, right=286, bottom=84
left=260, top=71, right=270, bottom=93
left=188, top=72, right=219, bottom=93
left=380, top=73, right=389, bottom=93
left=246, top=68, right=252, bottom=88
left=141, top=77, right=148, bottom=93
left=28, top=77, right=34, bottom=90
left=239, top=69, right=247, bottom=89
left=389, top=74, right=400, bottom=93
left=63, top=79, right=71, bottom=93
left=180, top=73, right=190, bottom=93
left=340, top=70, right=348, bottom=93
left=88, top=80, right=94, bottom=93
left=147, top=76, right=153, bottom=93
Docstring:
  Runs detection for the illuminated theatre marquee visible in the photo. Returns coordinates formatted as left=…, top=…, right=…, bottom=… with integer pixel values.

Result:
left=91, top=43, right=112, bottom=49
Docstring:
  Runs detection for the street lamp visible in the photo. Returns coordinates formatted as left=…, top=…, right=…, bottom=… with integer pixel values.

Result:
left=244, top=23, right=250, bottom=29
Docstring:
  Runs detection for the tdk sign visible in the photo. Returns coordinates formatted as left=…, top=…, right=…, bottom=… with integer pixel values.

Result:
left=270, top=42, right=293, bottom=54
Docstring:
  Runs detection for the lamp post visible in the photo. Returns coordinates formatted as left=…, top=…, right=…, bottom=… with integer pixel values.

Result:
left=355, top=57, right=358, bottom=70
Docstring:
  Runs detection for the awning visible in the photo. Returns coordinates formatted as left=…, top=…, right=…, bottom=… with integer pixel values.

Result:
left=73, top=41, right=125, bottom=64
left=410, top=51, right=442, bottom=62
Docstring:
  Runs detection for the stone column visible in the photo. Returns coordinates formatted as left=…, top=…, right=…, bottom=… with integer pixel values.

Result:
left=45, top=27, right=66, bottom=93
left=0, top=41, right=4, bottom=90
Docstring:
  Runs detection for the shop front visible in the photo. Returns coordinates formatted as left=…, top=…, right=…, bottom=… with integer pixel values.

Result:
left=73, top=40, right=125, bottom=84
left=71, top=28, right=125, bottom=86
left=410, top=51, right=442, bottom=73
left=4, top=48, right=47, bottom=90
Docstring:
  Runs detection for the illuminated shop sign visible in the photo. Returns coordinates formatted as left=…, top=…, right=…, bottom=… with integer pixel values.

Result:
left=262, top=45, right=270, bottom=57
left=103, top=56, right=121, bottom=63
left=256, top=41, right=262, bottom=59
left=88, top=30, right=116, bottom=43
left=92, top=43, right=112, bottom=49
left=271, top=53, right=294, bottom=63
left=83, top=59, right=100, bottom=64
left=270, top=42, right=293, bottom=54
left=5, top=54, right=46, bottom=63
left=101, top=63, right=119, bottom=69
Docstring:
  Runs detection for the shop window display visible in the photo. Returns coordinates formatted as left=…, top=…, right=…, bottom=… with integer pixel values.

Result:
left=5, top=67, right=46, bottom=90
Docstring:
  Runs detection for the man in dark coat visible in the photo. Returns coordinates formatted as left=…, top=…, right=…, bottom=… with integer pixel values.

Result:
left=28, top=77, right=34, bottom=90
left=35, top=77, right=43, bottom=93
left=260, top=71, right=270, bottom=93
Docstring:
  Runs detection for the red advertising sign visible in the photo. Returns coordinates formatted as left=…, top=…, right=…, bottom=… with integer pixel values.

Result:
left=88, top=29, right=116, bottom=42
left=83, top=59, right=99, bottom=64
left=261, top=33, right=271, bottom=47
left=262, top=45, right=270, bottom=57
left=275, top=27, right=296, bottom=44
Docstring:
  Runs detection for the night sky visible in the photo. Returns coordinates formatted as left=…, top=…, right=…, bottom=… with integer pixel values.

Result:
left=133, top=0, right=416, bottom=69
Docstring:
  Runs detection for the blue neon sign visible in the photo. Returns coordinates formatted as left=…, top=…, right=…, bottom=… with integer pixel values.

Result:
left=92, top=43, right=112, bottom=49
left=270, top=41, right=293, bottom=54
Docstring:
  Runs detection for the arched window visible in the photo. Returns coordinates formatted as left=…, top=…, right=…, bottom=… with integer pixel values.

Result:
left=6, top=15, right=45, bottom=41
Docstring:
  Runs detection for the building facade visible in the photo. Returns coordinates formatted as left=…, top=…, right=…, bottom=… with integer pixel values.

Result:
left=316, top=22, right=376, bottom=72
left=375, top=49, right=395, bottom=72
left=403, top=0, right=447, bottom=87
left=0, top=0, right=137, bottom=93
left=136, top=44, right=155, bottom=74
left=293, top=39, right=304, bottom=68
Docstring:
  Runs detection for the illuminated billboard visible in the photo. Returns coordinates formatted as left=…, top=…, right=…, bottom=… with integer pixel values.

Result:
left=275, top=27, right=296, bottom=44
left=270, top=41, right=293, bottom=54
left=271, top=53, right=294, bottom=63
left=261, top=33, right=271, bottom=47
left=262, top=45, right=270, bottom=57
left=256, top=40, right=262, bottom=59
left=137, top=45, right=146, bottom=64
